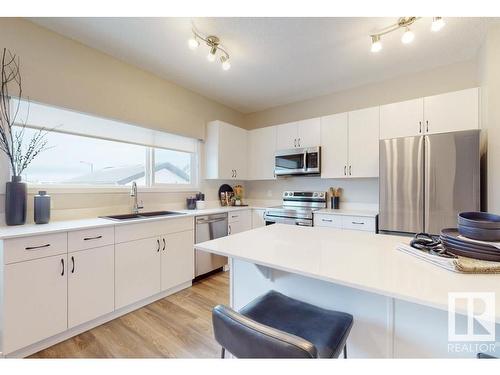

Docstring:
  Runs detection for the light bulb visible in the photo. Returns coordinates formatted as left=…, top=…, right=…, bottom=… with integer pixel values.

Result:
left=431, top=17, right=445, bottom=32
left=188, top=37, right=199, bottom=50
left=371, top=35, right=382, bottom=53
left=401, top=28, right=415, bottom=44
left=221, top=59, right=231, bottom=71
left=207, top=53, right=216, bottom=62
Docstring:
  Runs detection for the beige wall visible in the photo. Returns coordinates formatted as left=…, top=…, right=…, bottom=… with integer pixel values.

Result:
left=243, top=60, right=479, bottom=129
left=478, top=23, right=500, bottom=213
left=0, top=18, right=244, bottom=140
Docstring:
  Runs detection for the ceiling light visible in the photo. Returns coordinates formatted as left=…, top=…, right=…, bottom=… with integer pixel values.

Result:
left=188, top=37, right=199, bottom=50
left=207, top=53, right=216, bottom=62
left=221, top=56, right=231, bottom=70
left=371, top=35, right=382, bottom=53
left=431, top=17, right=445, bottom=32
left=188, top=24, right=232, bottom=70
left=401, top=27, right=415, bottom=44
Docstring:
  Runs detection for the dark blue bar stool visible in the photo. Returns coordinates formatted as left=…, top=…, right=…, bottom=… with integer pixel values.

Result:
left=212, top=290, right=353, bottom=358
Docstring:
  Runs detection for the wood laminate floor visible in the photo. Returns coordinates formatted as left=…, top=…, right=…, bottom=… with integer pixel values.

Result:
left=30, top=271, right=229, bottom=358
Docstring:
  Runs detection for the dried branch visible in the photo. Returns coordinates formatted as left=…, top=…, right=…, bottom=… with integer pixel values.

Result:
left=0, top=48, right=51, bottom=178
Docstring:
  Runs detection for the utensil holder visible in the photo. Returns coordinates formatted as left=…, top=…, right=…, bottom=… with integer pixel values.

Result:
left=331, top=197, right=340, bottom=209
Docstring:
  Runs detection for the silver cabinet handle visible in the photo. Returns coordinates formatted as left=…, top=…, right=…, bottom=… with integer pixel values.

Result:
left=426, top=120, right=429, bottom=132
left=162, top=238, right=166, bottom=251
left=352, top=221, right=365, bottom=225
left=228, top=224, right=232, bottom=235
left=322, top=218, right=333, bottom=222
left=156, top=239, right=160, bottom=252
left=419, top=121, right=422, bottom=133
left=344, top=166, right=346, bottom=176
left=235, top=170, right=237, bottom=178
left=349, top=166, right=352, bottom=175
left=71, top=256, right=75, bottom=274
left=83, top=235, right=102, bottom=241
left=61, top=258, right=65, bottom=276
left=25, top=243, right=50, bottom=250
left=294, top=138, right=297, bottom=147
left=298, top=138, right=301, bottom=147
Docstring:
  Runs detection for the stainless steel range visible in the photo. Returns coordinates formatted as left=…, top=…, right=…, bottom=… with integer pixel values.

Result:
left=264, top=191, right=327, bottom=227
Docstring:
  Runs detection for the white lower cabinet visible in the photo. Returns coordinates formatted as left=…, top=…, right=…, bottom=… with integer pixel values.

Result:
left=161, top=230, right=194, bottom=291
left=115, top=237, right=161, bottom=309
left=251, top=209, right=266, bottom=228
left=4, top=254, right=68, bottom=354
left=228, top=210, right=252, bottom=235
left=68, top=245, right=115, bottom=328
left=314, top=214, right=376, bottom=232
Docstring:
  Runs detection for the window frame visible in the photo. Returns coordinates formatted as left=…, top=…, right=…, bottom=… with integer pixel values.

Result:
left=18, top=126, right=200, bottom=194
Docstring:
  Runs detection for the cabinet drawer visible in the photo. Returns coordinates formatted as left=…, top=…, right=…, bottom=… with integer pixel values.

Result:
left=68, top=226, right=114, bottom=252
left=115, top=216, right=194, bottom=243
left=228, top=209, right=250, bottom=223
left=341, top=216, right=376, bottom=232
left=314, top=214, right=342, bottom=228
left=3, top=233, right=67, bottom=264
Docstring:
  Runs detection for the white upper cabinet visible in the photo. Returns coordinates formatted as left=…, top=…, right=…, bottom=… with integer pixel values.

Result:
left=247, top=126, right=276, bottom=180
left=424, top=88, right=479, bottom=135
left=321, top=108, right=379, bottom=179
left=205, top=120, right=248, bottom=180
left=296, top=118, right=321, bottom=148
left=276, top=122, right=298, bottom=149
left=380, top=98, right=424, bottom=139
left=380, top=88, right=479, bottom=139
left=321, top=112, right=349, bottom=178
left=348, top=107, right=380, bottom=178
left=276, top=118, right=321, bottom=149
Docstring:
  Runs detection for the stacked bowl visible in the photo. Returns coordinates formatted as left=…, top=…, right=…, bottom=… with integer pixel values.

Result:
left=439, top=212, right=500, bottom=262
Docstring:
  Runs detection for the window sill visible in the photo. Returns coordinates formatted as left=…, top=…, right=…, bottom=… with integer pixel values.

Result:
left=27, top=184, right=200, bottom=194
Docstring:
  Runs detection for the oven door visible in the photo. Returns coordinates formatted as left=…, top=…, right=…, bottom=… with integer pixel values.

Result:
left=264, top=215, right=313, bottom=227
left=275, top=148, right=307, bottom=176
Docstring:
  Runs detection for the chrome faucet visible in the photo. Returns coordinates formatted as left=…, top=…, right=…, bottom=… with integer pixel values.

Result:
left=130, top=181, right=144, bottom=214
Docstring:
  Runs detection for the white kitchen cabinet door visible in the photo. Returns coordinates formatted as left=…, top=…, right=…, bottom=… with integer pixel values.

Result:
left=228, top=210, right=252, bottom=235
left=379, top=98, right=424, bottom=139
left=68, top=245, right=115, bottom=328
left=205, top=121, right=248, bottom=180
left=115, top=237, right=161, bottom=309
left=348, top=107, right=380, bottom=178
left=424, top=88, right=479, bottom=135
left=296, top=118, right=321, bottom=148
left=161, top=230, right=194, bottom=291
left=252, top=209, right=266, bottom=228
left=247, top=126, right=276, bottom=180
left=320, top=112, right=349, bottom=178
left=276, top=122, right=298, bottom=150
left=4, top=254, right=68, bottom=354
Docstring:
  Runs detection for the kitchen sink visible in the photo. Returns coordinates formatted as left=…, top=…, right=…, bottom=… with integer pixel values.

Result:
left=101, top=211, right=185, bottom=221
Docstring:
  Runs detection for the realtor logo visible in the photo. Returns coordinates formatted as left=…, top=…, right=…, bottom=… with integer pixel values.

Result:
left=448, top=292, right=495, bottom=342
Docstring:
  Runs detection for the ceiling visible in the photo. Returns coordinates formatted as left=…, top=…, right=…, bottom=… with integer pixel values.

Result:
left=30, top=17, right=493, bottom=113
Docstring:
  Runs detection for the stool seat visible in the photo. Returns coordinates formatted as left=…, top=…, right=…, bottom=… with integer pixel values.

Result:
left=212, top=290, right=353, bottom=358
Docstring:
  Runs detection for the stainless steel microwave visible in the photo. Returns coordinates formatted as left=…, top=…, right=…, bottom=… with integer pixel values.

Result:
left=274, top=146, right=321, bottom=176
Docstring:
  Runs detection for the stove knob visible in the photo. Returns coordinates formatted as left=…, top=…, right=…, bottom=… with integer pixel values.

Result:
left=313, top=192, right=318, bottom=197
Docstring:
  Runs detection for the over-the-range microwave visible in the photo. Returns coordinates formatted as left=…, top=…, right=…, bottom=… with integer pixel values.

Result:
left=274, top=146, right=321, bottom=177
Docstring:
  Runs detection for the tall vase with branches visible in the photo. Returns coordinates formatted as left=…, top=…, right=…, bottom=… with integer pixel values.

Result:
left=1, top=48, right=50, bottom=225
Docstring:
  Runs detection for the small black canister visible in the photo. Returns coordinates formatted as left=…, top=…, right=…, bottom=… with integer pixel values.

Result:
left=34, top=191, right=51, bottom=224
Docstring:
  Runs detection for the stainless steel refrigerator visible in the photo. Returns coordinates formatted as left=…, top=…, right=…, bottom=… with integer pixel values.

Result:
left=379, top=130, right=480, bottom=235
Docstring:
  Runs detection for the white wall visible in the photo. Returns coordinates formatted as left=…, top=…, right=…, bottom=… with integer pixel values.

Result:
left=477, top=23, right=500, bottom=213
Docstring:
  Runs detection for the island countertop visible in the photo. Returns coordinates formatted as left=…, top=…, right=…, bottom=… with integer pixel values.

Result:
left=194, top=224, right=500, bottom=320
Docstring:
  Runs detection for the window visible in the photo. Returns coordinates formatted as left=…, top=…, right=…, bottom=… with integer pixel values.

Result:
left=17, top=126, right=198, bottom=188
left=12, top=99, right=199, bottom=190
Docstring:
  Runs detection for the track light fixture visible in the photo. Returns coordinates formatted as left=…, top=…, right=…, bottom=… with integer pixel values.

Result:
left=369, top=17, right=445, bottom=53
left=188, top=25, right=231, bottom=70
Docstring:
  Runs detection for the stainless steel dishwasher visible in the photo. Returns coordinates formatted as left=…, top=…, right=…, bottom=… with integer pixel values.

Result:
left=195, top=213, right=228, bottom=277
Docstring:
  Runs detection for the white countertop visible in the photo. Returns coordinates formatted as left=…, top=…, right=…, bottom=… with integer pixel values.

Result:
left=0, top=206, right=256, bottom=240
left=195, top=224, right=500, bottom=320
left=315, top=208, right=378, bottom=217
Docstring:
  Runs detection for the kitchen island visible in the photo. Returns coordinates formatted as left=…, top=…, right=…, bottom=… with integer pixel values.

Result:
left=195, top=224, right=500, bottom=358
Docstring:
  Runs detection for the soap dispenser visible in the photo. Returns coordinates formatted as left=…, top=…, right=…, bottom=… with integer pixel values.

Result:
left=34, top=191, right=51, bottom=224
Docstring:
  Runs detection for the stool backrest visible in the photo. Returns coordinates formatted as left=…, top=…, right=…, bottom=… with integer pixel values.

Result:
left=212, top=304, right=318, bottom=358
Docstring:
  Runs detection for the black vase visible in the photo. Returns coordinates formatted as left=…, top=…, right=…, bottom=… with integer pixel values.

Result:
left=5, top=175, right=27, bottom=226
